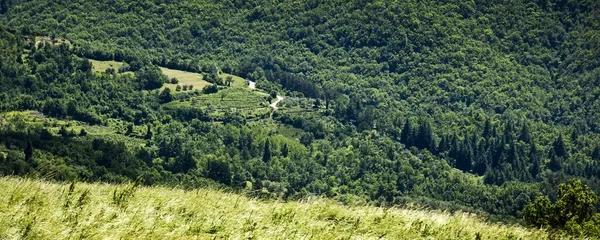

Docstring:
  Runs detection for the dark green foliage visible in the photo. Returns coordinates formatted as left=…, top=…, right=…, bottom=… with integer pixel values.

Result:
left=262, top=138, right=271, bottom=162
left=144, top=125, right=152, bottom=139
left=202, top=84, right=218, bottom=94
left=206, top=156, right=231, bottom=184
left=137, top=66, right=166, bottom=90
left=159, top=88, right=174, bottom=103
left=24, top=141, right=32, bottom=163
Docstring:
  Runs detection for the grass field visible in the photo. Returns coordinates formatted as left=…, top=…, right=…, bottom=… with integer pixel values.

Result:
left=0, top=177, right=560, bottom=240
left=88, top=60, right=250, bottom=93
left=222, top=73, right=248, bottom=88
left=89, top=59, right=125, bottom=74
left=159, top=67, right=212, bottom=91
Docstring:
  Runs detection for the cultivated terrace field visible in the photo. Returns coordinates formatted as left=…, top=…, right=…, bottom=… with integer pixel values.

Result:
left=1, top=0, right=600, bottom=238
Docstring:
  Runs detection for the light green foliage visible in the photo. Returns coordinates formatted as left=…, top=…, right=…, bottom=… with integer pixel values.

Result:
left=524, top=179, right=599, bottom=237
left=0, top=177, right=557, bottom=239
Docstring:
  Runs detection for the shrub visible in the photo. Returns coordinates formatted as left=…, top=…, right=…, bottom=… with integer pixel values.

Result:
left=202, top=84, right=218, bottom=94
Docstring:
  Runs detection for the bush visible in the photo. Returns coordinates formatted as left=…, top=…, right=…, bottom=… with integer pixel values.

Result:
left=202, top=84, right=218, bottom=94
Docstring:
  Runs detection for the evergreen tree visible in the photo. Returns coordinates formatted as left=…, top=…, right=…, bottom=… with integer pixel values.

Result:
left=79, top=129, right=87, bottom=136
left=24, top=141, right=33, bottom=163
left=503, top=120, right=514, bottom=144
left=548, top=151, right=563, bottom=172
left=519, top=123, right=532, bottom=143
left=483, top=119, right=492, bottom=139
left=281, top=143, right=288, bottom=158
left=145, top=125, right=152, bottom=139
left=553, top=134, right=568, bottom=159
left=400, top=119, right=412, bottom=147
left=529, top=141, right=540, bottom=179
left=456, top=138, right=473, bottom=172
left=263, top=138, right=271, bottom=162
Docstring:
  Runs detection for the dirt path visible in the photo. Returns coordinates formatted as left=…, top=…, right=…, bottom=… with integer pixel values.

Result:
left=270, top=95, right=284, bottom=110
left=247, top=80, right=284, bottom=110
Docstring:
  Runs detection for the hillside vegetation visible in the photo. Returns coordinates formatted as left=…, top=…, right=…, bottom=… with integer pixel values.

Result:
left=0, top=177, right=554, bottom=240
left=0, top=0, right=600, bottom=237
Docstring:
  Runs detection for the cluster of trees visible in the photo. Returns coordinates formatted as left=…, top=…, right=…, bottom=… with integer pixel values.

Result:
left=1, top=0, right=600, bottom=234
left=524, top=179, right=600, bottom=236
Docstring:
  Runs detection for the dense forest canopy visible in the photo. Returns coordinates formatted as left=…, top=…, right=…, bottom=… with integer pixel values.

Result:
left=1, top=0, right=600, bottom=233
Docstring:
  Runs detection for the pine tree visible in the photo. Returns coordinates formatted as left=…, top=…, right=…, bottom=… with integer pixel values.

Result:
left=519, top=123, right=532, bottom=143
left=145, top=125, right=152, bottom=139
left=503, top=120, right=513, bottom=144
left=263, top=138, right=271, bottom=162
left=553, top=134, right=568, bottom=159
left=483, top=119, right=492, bottom=139
left=456, top=138, right=473, bottom=172
left=529, top=141, right=540, bottom=179
left=400, top=119, right=412, bottom=147
left=281, top=143, right=288, bottom=158
left=24, top=141, right=33, bottom=163
left=548, top=151, right=563, bottom=172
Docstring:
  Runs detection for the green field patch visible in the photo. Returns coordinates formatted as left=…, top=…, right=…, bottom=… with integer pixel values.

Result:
left=165, top=87, right=272, bottom=119
left=89, top=59, right=125, bottom=74
left=222, top=73, right=248, bottom=88
left=160, top=67, right=212, bottom=91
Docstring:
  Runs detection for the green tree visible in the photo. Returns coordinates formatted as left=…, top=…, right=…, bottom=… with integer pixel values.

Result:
left=206, top=156, right=232, bottom=184
left=137, top=66, right=166, bottom=90
left=24, top=141, right=33, bottom=163
left=554, top=179, right=598, bottom=227
left=524, top=179, right=599, bottom=233
left=554, top=134, right=568, bottom=159
left=159, top=88, right=174, bottom=103
left=263, top=138, right=271, bottom=162
left=145, top=125, right=152, bottom=139
left=400, top=119, right=412, bottom=147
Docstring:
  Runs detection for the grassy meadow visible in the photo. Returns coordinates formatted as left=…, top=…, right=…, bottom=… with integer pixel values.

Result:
left=0, top=177, right=562, bottom=240
left=89, top=60, right=125, bottom=74
left=159, top=67, right=212, bottom=91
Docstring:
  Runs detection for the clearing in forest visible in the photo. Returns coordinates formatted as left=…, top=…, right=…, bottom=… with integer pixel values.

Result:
left=159, top=67, right=211, bottom=91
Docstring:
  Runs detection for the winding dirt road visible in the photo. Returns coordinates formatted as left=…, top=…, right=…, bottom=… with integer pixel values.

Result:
left=248, top=80, right=284, bottom=110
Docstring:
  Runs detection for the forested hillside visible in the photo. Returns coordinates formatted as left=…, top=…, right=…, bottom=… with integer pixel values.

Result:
left=1, top=0, right=600, bottom=236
